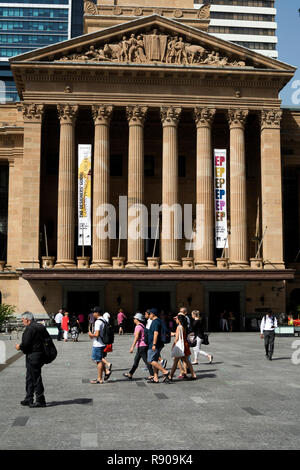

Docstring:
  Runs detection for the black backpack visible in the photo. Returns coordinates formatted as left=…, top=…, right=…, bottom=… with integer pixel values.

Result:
left=99, top=318, right=115, bottom=345
left=35, top=323, right=57, bottom=364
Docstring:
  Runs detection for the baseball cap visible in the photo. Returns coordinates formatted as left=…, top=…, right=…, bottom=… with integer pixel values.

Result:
left=149, top=308, right=158, bottom=315
left=93, top=306, right=102, bottom=314
left=134, top=313, right=145, bottom=322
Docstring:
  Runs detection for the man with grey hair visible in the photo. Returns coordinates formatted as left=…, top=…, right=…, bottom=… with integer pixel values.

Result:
left=15, top=312, right=47, bottom=408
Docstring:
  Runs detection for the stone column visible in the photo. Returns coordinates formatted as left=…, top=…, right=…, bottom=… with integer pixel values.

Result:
left=194, top=107, right=216, bottom=268
left=91, top=105, right=113, bottom=268
left=260, top=109, right=284, bottom=269
left=20, top=104, right=44, bottom=268
left=126, top=105, right=148, bottom=268
left=227, top=108, right=249, bottom=267
left=55, top=104, right=78, bottom=268
left=160, top=106, right=182, bottom=268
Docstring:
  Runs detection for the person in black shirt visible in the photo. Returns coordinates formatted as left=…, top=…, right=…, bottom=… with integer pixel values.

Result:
left=16, top=311, right=47, bottom=408
left=191, top=310, right=213, bottom=365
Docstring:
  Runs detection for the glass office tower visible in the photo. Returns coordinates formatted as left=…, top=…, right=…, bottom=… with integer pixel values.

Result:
left=195, top=0, right=278, bottom=59
left=0, top=0, right=84, bottom=102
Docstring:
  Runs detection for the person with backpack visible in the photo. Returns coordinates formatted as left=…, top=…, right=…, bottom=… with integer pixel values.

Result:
left=146, top=308, right=170, bottom=383
left=16, top=311, right=56, bottom=408
left=88, top=307, right=114, bottom=383
left=260, top=310, right=278, bottom=361
left=123, top=313, right=154, bottom=380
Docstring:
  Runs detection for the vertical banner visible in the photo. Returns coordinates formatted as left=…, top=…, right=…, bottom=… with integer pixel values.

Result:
left=78, top=144, right=92, bottom=246
left=214, top=149, right=228, bottom=249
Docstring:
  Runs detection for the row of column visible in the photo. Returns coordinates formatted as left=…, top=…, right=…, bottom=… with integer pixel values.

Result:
left=19, top=103, right=284, bottom=270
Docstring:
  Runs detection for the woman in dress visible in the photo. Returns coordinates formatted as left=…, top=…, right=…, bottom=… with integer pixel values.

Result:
left=191, top=310, right=213, bottom=365
left=69, top=313, right=80, bottom=342
left=167, top=315, right=197, bottom=381
left=61, top=312, right=69, bottom=342
left=117, top=308, right=127, bottom=335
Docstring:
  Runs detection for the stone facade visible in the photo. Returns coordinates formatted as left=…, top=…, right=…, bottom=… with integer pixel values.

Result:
left=0, top=10, right=299, bottom=329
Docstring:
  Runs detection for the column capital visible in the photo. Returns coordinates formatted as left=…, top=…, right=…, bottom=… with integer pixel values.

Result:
left=194, top=107, right=216, bottom=128
left=57, top=104, right=78, bottom=124
left=160, top=106, right=182, bottom=127
left=227, top=108, right=249, bottom=129
left=92, top=104, right=113, bottom=125
left=126, top=105, right=148, bottom=125
left=261, top=109, right=282, bottom=130
left=21, top=103, right=44, bottom=123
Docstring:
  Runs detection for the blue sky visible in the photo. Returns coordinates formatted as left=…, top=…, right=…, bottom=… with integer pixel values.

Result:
left=277, top=0, right=300, bottom=107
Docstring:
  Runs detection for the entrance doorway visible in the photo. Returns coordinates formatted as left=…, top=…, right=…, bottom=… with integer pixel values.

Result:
left=138, top=291, right=171, bottom=315
left=67, top=291, right=100, bottom=332
left=209, top=291, right=240, bottom=331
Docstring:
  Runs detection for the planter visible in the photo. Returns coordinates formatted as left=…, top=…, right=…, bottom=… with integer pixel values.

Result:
left=77, top=256, right=90, bottom=269
left=42, top=256, right=55, bottom=269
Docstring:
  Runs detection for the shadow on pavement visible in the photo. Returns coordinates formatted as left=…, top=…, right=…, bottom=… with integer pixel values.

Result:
left=271, top=357, right=291, bottom=361
left=46, top=398, right=93, bottom=407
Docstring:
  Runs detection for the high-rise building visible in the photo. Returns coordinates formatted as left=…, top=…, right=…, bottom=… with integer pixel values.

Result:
left=194, top=0, right=278, bottom=59
left=0, top=0, right=83, bottom=102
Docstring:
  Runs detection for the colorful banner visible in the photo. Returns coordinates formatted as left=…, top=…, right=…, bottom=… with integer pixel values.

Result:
left=214, top=149, right=228, bottom=249
left=78, top=144, right=92, bottom=246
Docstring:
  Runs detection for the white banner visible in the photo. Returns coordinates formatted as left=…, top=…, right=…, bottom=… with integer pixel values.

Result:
left=78, top=144, right=92, bottom=246
left=214, top=149, right=228, bottom=249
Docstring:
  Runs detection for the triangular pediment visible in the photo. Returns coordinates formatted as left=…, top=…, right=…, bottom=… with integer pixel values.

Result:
left=10, top=14, right=295, bottom=73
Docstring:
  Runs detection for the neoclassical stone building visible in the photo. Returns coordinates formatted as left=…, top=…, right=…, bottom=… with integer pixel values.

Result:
left=0, top=0, right=299, bottom=330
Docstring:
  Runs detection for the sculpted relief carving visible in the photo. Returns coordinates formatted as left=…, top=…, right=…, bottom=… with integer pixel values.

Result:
left=57, top=29, right=247, bottom=67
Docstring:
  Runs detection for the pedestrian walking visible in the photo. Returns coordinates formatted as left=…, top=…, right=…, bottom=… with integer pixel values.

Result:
left=69, top=314, right=80, bottom=342
left=179, top=307, right=191, bottom=332
left=220, top=311, right=229, bottom=332
left=54, top=309, right=64, bottom=341
left=228, top=311, right=236, bottom=332
left=61, top=312, right=69, bottom=342
left=167, top=315, right=197, bottom=381
left=146, top=308, right=170, bottom=383
left=117, top=308, right=127, bottom=335
left=102, top=311, right=113, bottom=380
left=123, top=313, right=154, bottom=380
left=15, top=312, right=48, bottom=408
left=88, top=309, right=108, bottom=384
left=88, top=310, right=95, bottom=333
left=260, top=310, right=278, bottom=360
left=190, top=310, right=213, bottom=365
left=78, top=313, right=85, bottom=333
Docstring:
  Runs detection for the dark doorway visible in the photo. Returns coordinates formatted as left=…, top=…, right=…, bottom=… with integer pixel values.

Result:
left=209, top=292, right=240, bottom=331
left=138, top=291, right=171, bottom=315
left=67, top=291, right=100, bottom=332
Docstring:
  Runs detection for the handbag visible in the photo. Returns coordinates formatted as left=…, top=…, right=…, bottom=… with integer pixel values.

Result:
left=171, top=326, right=185, bottom=358
left=187, top=332, right=197, bottom=348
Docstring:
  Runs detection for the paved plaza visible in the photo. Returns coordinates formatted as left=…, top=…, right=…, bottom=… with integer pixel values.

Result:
left=0, top=332, right=300, bottom=450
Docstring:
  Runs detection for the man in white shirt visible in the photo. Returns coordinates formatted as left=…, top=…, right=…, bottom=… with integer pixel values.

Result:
left=54, top=309, right=64, bottom=341
left=260, top=310, right=278, bottom=361
left=88, top=308, right=107, bottom=384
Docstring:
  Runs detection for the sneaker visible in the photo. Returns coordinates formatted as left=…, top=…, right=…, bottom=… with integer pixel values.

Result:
left=161, top=359, right=167, bottom=369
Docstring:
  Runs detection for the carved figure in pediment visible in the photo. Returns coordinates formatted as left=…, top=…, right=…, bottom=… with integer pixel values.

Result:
left=166, top=36, right=178, bottom=64
left=85, top=45, right=104, bottom=61
left=232, top=60, right=246, bottom=67
left=104, top=42, right=122, bottom=61
left=136, top=35, right=147, bottom=63
left=128, top=34, right=138, bottom=62
left=203, top=51, right=217, bottom=64
left=120, top=36, right=130, bottom=62
left=175, top=37, right=190, bottom=65
left=185, top=44, right=207, bottom=64
left=143, top=29, right=168, bottom=62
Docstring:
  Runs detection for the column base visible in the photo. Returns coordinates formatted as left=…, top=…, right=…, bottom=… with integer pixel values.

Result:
left=90, top=261, right=112, bottom=269
left=229, top=261, right=249, bottom=270
left=20, top=260, right=40, bottom=269
left=263, top=262, right=285, bottom=270
left=77, top=256, right=90, bottom=269
left=54, top=260, right=76, bottom=269
left=125, top=261, right=146, bottom=269
left=147, top=257, right=160, bottom=269
left=194, top=262, right=216, bottom=270
left=182, top=257, right=194, bottom=269
left=160, top=261, right=181, bottom=270
left=112, top=257, right=125, bottom=269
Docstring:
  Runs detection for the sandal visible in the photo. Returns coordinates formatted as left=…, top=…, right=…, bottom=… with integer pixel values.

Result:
left=123, top=373, right=132, bottom=380
left=89, top=379, right=103, bottom=384
left=163, top=373, right=171, bottom=383
left=147, top=378, right=159, bottom=384
left=104, top=371, right=112, bottom=381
